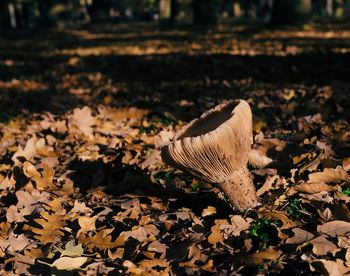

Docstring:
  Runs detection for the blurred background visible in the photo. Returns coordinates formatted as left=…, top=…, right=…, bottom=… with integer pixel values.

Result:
left=1, top=0, right=349, bottom=29
left=0, top=0, right=350, bottom=123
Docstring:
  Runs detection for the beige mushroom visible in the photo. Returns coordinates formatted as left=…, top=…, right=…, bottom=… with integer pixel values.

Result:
left=161, top=100, right=260, bottom=211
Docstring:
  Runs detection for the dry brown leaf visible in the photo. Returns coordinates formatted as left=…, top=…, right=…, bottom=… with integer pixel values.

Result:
left=286, top=228, right=315, bottom=244
left=179, top=244, right=208, bottom=268
left=11, top=136, right=39, bottom=164
left=208, top=219, right=228, bottom=245
left=310, top=235, right=340, bottom=256
left=343, top=158, right=350, bottom=171
left=136, top=259, right=170, bottom=275
left=79, top=229, right=124, bottom=251
left=250, top=247, right=282, bottom=264
left=32, top=212, right=65, bottom=244
left=12, top=253, right=35, bottom=275
left=308, top=167, right=349, bottom=184
left=6, top=190, right=50, bottom=223
left=69, top=106, right=96, bottom=136
left=254, top=136, right=286, bottom=152
left=0, top=232, right=35, bottom=254
left=223, top=215, right=252, bottom=237
left=299, top=152, right=323, bottom=173
left=311, top=259, right=345, bottom=276
left=201, top=206, right=217, bottom=217
left=293, top=152, right=312, bottom=165
left=148, top=240, right=168, bottom=259
left=23, top=161, right=41, bottom=178
left=52, top=256, right=88, bottom=271
left=292, top=182, right=336, bottom=194
left=257, top=176, right=286, bottom=197
left=108, top=248, right=124, bottom=260
left=317, top=220, right=350, bottom=237
left=77, top=216, right=98, bottom=237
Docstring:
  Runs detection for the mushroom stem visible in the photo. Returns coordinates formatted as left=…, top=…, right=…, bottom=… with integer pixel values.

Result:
left=217, top=167, right=258, bottom=210
left=160, top=100, right=260, bottom=211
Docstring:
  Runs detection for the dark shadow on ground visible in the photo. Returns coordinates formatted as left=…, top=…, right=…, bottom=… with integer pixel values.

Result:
left=67, top=158, right=234, bottom=218
left=1, top=22, right=350, bottom=122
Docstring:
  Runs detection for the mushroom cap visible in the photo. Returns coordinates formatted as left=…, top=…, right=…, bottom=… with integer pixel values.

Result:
left=161, top=100, right=253, bottom=183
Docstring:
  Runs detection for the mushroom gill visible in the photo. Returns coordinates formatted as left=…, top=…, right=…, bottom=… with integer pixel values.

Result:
left=161, top=100, right=258, bottom=210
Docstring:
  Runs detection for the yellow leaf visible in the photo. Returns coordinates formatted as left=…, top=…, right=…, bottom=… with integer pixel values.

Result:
left=201, top=206, right=217, bottom=217
left=23, top=161, right=41, bottom=178
left=293, top=152, right=311, bottom=165
left=250, top=247, right=282, bottom=264
left=207, top=219, right=228, bottom=245
left=108, top=248, right=124, bottom=260
left=77, top=216, right=98, bottom=237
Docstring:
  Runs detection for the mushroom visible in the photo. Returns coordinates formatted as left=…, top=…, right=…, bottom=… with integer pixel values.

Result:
left=160, top=100, right=259, bottom=210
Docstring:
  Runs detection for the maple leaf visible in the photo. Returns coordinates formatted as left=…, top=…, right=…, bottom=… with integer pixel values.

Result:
left=61, top=241, right=84, bottom=257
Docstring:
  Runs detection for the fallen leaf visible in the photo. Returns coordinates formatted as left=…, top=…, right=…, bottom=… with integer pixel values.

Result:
left=148, top=240, right=168, bottom=259
left=201, top=206, right=217, bottom=217
left=257, top=176, right=286, bottom=197
left=0, top=232, right=35, bottom=254
left=311, top=259, right=344, bottom=276
left=308, top=167, right=349, bottom=184
left=32, top=212, right=65, bottom=244
left=208, top=219, right=228, bottom=245
left=69, top=106, right=96, bottom=136
left=77, top=216, right=98, bottom=237
left=317, top=220, right=350, bottom=237
left=286, top=228, right=314, bottom=244
left=343, top=158, right=350, bottom=171
left=61, top=241, right=84, bottom=257
left=292, top=182, right=336, bottom=194
left=52, top=256, right=88, bottom=270
left=250, top=247, right=282, bottom=264
left=310, top=235, right=340, bottom=256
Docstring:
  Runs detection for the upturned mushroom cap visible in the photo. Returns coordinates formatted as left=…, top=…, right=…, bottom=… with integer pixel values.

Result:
left=161, top=100, right=258, bottom=210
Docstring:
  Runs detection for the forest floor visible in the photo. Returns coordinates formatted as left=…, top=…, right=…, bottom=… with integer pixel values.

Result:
left=0, top=21, right=350, bottom=275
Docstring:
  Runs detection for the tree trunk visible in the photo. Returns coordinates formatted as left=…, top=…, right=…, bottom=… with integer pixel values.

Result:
left=326, top=0, right=333, bottom=17
left=343, top=0, right=350, bottom=18
left=0, top=0, right=11, bottom=29
left=159, top=0, right=171, bottom=20
left=270, top=0, right=312, bottom=25
left=170, top=0, right=179, bottom=22
left=38, top=0, right=52, bottom=27
left=88, top=0, right=111, bottom=22
left=192, top=0, right=218, bottom=25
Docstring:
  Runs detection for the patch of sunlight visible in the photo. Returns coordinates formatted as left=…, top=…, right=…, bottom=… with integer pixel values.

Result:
left=0, top=79, right=47, bottom=92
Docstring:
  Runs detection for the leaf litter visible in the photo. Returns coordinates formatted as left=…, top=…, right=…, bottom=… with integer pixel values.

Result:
left=1, top=25, right=350, bottom=275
